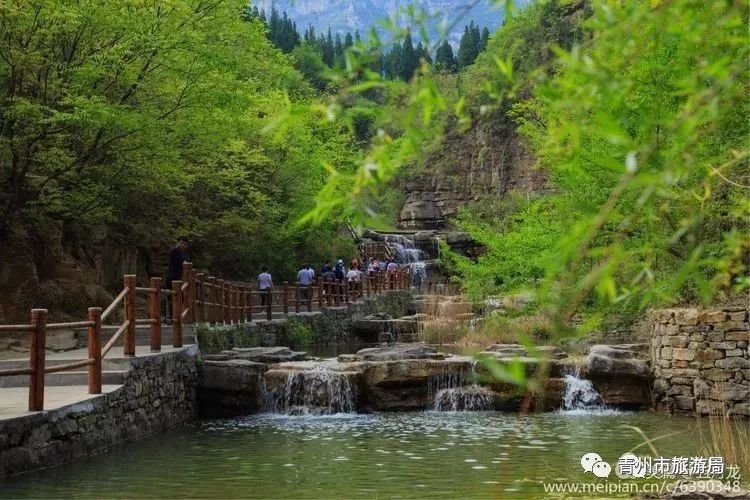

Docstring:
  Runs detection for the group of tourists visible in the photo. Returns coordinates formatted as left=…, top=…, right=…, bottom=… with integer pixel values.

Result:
left=163, top=237, right=404, bottom=310
left=257, top=257, right=406, bottom=302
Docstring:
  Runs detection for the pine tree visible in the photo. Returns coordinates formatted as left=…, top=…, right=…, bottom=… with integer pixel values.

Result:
left=434, top=39, right=457, bottom=72
left=322, top=28, right=334, bottom=66
left=344, top=32, right=353, bottom=48
left=457, top=23, right=480, bottom=67
left=480, top=27, right=490, bottom=52
left=415, top=41, right=431, bottom=65
left=355, top=30, right=361, bottom=43
left=334, top=32, right=344, bottom=67
left=400, top=31, right=418, bottom=80
left=385, top=42, right=402, bottom=79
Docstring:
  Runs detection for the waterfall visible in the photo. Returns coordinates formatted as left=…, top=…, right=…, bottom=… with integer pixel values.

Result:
left=562, top=369, right=608, bottom=412
left=384, top=234, right=427, bottom=288
left=429, top=362, right=493, bottom=412
left=260, top=369, right=357, bottom=415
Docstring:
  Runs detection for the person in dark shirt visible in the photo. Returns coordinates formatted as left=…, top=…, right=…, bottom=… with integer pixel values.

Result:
left=164, top=237, right=189, bottom=324
left=166, top=237, right=189, bottom=288
left=334, top=259, right=345, bottom=280
left=321, top=261, right=332, bottom=274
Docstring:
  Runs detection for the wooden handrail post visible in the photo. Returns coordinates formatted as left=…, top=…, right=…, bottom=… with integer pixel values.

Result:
left=205, top=277, right=214, bottom=324
left=295, top=283, right=301, bottom=314
left=325, top=280, right=332, bottom=306
left=183, top=262, right=194, bottom=324
left=266, top=288, right=272, bottom=321
left=232, top=283, right=242, bottom=325
left=172, top=280, right=183, bottom=347
left=334, top=280, right=341, bottom=306
left=87, top=307, right=102, bottom=394
left=225, top=282, right=231, bottom=325
left=307, top=284, right=313, bottom=312
left=29, top=308, right=47, bottom=411
left=248, top=286, right=253, bottom=322
left=344, top=278, right=350, bottom=304
left=317, top=277, right=323, bottom=308
left=239, top=284, right=246, bottom=323
left=149, top=277, right=162, bottom=352
left=215, top=279, right=225, bottom=324
left=228, top=283, right=235, bottom=325
left=123, top=274, right=136, bottom=356
left=283, top=282, right=289, bottom=315
left=194, top=272, right=204, bottom=322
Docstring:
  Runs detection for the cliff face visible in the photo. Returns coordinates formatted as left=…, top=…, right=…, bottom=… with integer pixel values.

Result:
left=397, top=117, right=548, bottom=230
left=0, top=222, right=166, bottom=323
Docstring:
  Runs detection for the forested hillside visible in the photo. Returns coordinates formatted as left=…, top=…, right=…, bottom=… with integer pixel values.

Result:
left=1, top=0, right=746, bottom=330
left=0, top=0, right=360, bottom=320
left=306, top=0, right=748, bottom=338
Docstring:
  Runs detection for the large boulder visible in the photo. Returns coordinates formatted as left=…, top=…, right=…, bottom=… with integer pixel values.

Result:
left=198, top=359, right=267, bottom=416
left=585, top=344, right=652, bottom=409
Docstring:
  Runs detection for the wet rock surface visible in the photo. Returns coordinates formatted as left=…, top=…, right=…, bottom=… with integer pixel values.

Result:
left=204, top=346, right=309, bottom=364
left=585, top=343, right=652, bottom=409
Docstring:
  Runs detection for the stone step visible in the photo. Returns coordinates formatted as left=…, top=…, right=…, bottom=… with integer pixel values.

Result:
left=0, top=370, right=126, bottom=388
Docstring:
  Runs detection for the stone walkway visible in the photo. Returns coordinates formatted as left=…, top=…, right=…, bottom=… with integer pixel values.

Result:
left=0, top=385, right=121, bottom=421
left=0, top=344, right=194, bottom=420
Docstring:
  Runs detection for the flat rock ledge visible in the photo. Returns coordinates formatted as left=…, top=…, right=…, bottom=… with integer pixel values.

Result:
left=203, top=346, right=309, bottom=364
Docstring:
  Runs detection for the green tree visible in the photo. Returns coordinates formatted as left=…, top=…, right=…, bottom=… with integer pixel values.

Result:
left=434, top=40, right=457, bottom=72
left=400, top=31, right=419, bottom=81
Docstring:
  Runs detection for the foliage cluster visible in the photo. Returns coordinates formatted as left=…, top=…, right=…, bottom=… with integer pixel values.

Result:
left=306, top=0, right=749, bottom=342
left=0, top=0, right=360, bottom=284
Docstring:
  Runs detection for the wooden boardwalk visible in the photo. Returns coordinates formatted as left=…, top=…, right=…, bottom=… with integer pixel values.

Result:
left=0, top=260, right=414, bottom=413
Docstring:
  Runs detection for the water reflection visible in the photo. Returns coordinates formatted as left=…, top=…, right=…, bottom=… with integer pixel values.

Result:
left=0, top=412, right=711, bottom=499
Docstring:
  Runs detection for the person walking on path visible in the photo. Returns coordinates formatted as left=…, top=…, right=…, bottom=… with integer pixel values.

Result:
left=258, top=268, right=273, bottom=306
left=164, top=237, right=189, bottom=322
left=166, top=237, right=189, bottom=289
left=386, top=259, right=399, bottom=273
left=306, top=264, right=315, bottom=282
left=297, top=264, right=313, bottom=302
left=321, top=261, right=332, bottom=274
left=334, top=259, right=346, bottom=280
left=346, top=266, right=362, bottom=297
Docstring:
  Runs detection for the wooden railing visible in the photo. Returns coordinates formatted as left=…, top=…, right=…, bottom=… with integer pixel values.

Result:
left=0, top=261, right=412, bottom=411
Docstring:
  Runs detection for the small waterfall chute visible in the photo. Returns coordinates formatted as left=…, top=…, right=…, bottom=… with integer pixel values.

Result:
left=561, top=369, right=612, bottom=413
left=429, top=362, right=493, bottom=412
left=261, top=367, right=358, bottom=415
left=383, top=234, right=428, bottom=288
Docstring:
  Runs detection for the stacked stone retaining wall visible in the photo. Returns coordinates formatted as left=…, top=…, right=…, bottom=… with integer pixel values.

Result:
left=197, top=291, right=412, bottom=353
left=0, top=346, right=198, bottom=477
left=650, top=307, right=749, bottom=416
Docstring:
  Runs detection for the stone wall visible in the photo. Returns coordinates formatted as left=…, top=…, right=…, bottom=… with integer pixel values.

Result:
left=0, top=346, right=198, bottom=477
left=650, top=307, right=749, bottom=416
left=197, top=291, right=413, bottom=354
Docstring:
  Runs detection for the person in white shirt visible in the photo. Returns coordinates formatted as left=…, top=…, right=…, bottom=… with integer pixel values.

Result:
left=306, top=265, right=315, bottom=281
left=346, top=268, right=361, bottom=281
left=258, top=269, right=273, bottom=306
left=297, top=264, right=313, bottom=302
left=346, top=267, right=362, bottom=297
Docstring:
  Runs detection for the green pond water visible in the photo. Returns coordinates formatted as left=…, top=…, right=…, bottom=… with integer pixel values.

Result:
left=0, top=411, right=719, bottom=499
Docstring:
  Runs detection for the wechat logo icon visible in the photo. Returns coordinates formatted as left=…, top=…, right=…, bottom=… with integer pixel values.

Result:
left=581, top=452, right=611, bottom=478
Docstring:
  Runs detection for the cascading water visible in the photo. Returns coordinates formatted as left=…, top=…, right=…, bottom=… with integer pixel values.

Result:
left=383, top=234, right=427, bottom=288
left=429, top=362, right=494, bottom=412
left=561, top=369, right=609, bottom=412
left=260, top=368, right=357, bottom=415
